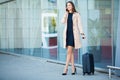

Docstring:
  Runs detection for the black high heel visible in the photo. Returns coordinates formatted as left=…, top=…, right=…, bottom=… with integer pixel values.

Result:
left=72, top=68, right=77, bottom=75
left=62, top=69, right=68, bottom=75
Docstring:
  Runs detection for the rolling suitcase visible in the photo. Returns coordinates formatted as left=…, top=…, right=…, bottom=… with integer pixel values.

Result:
left=82, top=53, right=94, bottom=75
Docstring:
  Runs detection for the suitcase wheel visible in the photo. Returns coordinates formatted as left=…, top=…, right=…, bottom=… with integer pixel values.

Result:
left=83, top=73, right=85, bottom=75
left=92, top=72, right=94, bottom=75
left=87, top=72, right=91, bottom=75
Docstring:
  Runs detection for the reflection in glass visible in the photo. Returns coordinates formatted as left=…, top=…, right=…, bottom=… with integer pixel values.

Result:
left=41, top=10, right=58, bottom=60
left=87, top=0, right=112, bottom=68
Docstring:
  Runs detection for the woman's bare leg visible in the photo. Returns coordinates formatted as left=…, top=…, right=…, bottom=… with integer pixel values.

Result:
left=63, top=46, right=73, bottom=73
left=71, top=50, right=75, bottom=73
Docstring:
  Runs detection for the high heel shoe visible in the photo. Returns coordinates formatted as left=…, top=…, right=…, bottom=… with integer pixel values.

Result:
left=62, top=69, right=68, bottom=75
left=71, top=68, right=77, bottom=75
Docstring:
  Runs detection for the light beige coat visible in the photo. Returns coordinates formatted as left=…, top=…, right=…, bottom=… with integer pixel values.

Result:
left=61, top=12, right=84, bottom=49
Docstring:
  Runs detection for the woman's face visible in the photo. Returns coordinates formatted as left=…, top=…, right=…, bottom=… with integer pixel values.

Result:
left=66, top=3, right=73, bottom=11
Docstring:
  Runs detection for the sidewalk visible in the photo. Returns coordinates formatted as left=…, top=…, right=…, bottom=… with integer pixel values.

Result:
left=0, top=52, right=119, bottom=80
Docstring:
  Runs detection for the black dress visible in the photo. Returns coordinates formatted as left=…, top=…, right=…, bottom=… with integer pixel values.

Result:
left=66, top=13, right=74, bottom=47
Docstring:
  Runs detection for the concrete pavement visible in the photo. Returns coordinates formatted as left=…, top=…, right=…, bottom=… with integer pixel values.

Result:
left=0, top=52, right=119, bottom=80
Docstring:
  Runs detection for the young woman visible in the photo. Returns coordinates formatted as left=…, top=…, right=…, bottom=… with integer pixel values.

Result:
left=61, top=1, right=85, bottom=75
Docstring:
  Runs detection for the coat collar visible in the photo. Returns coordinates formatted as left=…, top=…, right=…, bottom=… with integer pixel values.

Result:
left=66, top=12, right=77, bottom=19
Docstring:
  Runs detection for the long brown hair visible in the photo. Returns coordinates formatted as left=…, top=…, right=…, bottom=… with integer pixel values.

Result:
left=66, top=1, right=77, bottom=13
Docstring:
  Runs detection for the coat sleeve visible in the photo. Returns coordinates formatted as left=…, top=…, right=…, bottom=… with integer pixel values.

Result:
left=77, top=13, right=85, bottom=36
left=61, top=12, right=67, bottom=24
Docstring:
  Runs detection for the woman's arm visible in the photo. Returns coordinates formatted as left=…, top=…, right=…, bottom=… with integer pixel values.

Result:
left=77, top=13, right=85, bottom=39
left=61, top=12, right=68, bottom=24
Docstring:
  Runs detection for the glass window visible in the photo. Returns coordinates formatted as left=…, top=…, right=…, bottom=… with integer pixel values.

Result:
left=87, top=0, right=112, bottom=68
left=0, top=0, right=118, bottom=69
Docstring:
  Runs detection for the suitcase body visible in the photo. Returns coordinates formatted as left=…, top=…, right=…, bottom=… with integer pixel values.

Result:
left=82, top=53, right=94, bottom=75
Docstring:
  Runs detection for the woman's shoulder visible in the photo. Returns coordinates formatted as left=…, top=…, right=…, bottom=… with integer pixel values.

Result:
left=73, top=12, right=81, bottom=17
left=74, top=12, right=80, bottom=15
